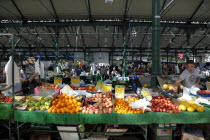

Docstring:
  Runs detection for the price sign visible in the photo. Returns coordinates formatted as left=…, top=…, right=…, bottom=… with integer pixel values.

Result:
left=115, top=85, right=125, bottom=98
left=96, top=81, right=103, bottom=90
left=71, top=77, right=80, bottom=87
left=54, top=77, right=62, bottom=84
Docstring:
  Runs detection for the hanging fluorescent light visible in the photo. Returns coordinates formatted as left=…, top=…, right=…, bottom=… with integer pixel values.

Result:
left=105, top=0, right=113, bottom=4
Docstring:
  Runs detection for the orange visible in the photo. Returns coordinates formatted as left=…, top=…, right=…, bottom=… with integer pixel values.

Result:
left=57, top=109, right=61, bottom=113
left=77, top=102, right=82, bottom=106
left=52, top=109, right=56, bottom=113
left=48, top=109, right=52, bottom=113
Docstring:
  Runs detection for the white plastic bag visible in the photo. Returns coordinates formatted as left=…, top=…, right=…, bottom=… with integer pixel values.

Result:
left=129, top=98, right=152, bottom=112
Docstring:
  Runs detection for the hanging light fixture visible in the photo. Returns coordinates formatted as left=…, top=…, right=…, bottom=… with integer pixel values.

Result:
left=105, top=0, right=113, bottom=4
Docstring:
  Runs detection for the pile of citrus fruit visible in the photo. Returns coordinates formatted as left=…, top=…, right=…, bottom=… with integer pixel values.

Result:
left=48, top=94, right=82, bottom=113
left=124, top=96, right=139, bottom=103
left=87, top=86, right=97, bottom=92
left=114, top=98, right=144, bottom=114
left=178, top=100, right=205, bottom=112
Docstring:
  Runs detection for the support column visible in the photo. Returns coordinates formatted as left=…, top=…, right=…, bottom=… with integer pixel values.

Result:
left=151, top=0, right=161, bottom=87
left=84, top=49, right=86, bottom=61
left=166, top=48, right=169, bottom=63
left=140, top=48, right=142, bottom=61
left=11, top=34, right=15, bottom=107
left=186, top=28, right=191, bottom=61
left=54, top=26, right=60, bottom=67
left=122, top=26, right=127, bottom=77
left=109, top=51, right=113, bottom=66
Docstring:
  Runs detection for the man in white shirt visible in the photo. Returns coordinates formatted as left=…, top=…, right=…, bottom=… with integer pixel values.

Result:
left=174, top=60, right=200, bottom=88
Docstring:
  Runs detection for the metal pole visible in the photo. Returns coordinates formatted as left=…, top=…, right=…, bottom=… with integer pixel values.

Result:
left=151, top=0, right=161, bottom=87
left=84, top=49, right=86, bottom=61
left=167, top=48, right=169, bottom=62
left=55, top=27, right=60, bottom=67
left=186, top=28, right=190, bottom=61
left=122, top=26, right=127, bottom=77
left=11, top=34, right=15, bottom=108
left=140, top=48, right=142, bottom=61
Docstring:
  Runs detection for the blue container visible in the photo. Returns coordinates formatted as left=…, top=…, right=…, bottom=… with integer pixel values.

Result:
left=132, top=83, right=137, bottom=91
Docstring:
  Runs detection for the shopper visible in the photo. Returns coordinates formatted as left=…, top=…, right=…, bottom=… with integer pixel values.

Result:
left=74, top=65, right=82, bottom=76
left=28, top=72, right=41, bottom=94
left=174, top=60, right=200, bottom=88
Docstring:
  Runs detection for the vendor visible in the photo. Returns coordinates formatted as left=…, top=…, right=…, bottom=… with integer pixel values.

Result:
left=174, top=60, right=200, bottom=88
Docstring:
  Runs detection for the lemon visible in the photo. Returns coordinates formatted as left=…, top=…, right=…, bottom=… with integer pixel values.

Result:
left=179, top=85, right=184, bottom=90
left=162, top=84, right=168, bottom=90
left=179, top=104, right=187, bottom=111
left=143, top=84, right=148, bottom=88
left=191, top=104, right=198, bottom=110
left=187, top=100, right=195, bottom=105
left=197, top=106, right=205, bottom=112
left=183, top=103, right=190, bottom=107
left=187, top=106, right=195, bottom=112
left=168, top=84, right=173, bottom=87
left=179, top=101, right=187, bottom=105
left=181, top=99, right=186, bottom=102
left=168, top=85, right=174, bottom=90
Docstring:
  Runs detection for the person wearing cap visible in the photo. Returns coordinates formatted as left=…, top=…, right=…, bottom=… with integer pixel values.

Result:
left=174, top=60, right=200, bottom=88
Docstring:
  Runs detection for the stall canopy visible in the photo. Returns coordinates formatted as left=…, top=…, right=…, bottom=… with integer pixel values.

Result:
left=0, top=0, right=210, bottom=60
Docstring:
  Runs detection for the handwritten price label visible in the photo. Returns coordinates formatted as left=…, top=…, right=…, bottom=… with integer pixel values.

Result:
left=71, top=77, right=80, bottom=86
left=54, top=77, right=62, bottom=84
left=115, top=86, right=125, bottom=98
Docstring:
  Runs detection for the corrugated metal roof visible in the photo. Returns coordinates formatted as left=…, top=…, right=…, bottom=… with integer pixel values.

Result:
left=52, top=0, right=88, bottom=19
left=90, top=0, right=126, bottom=19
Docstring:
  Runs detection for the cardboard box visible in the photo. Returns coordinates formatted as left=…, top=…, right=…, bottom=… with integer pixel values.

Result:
left=181, top=132, right=204, bottom=140
left=181, top=125, right=204, bottom=140
left=157, top=136, right=172, bottom=140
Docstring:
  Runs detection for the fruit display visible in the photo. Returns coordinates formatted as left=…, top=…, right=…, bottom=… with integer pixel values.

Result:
left=86, top=92, right=113, bottom=103
left=0, top=96, right=13, bottom=103
left=81, top=103, right=112, bottom=114
left=86, top=86, right=97, bottom=92
left=70, top=85, right=87, bottom=90
left=178, top=100, right=205, bottom=112
left=150, top=96, right=180, bottom=113
left=36, top=84, right=60, bottom=89
left=162, top=84, right=183, bottom=91
left=83, top=92, right=113, bottom=114
left=197, top=90, right=210, bottom=97
left=114, top=98, right=144, bottom=114
left=124, top=96, right=139, bottom=103
left=27, top=97, right=52, bottom=111
left=48, top=94, right=82, bottom=113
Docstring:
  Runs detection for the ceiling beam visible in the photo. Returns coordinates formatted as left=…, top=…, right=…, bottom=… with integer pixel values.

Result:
left=63, top=27, right=72, bottom=47
left=165, top=28, right=182, bottom=48
left=86, top=0, right=92, bottom=22
left=192, top=29, right=209, bottom=49
left=46, top=27, right=56, bottom=43
left=49, top=0, right=59, bottom=20
left=139, top=27, right=150, bottom=49
left=123, top=0, right=132, bottom=21
left=1, top=21, right=209, bottom=29
left=0, top=46, right=203, bottom=51
left=188, top=0, right=204, bottom=21
left=80, top=26, right=86, bottom=47
left=11, top=0, right=25, bottom=20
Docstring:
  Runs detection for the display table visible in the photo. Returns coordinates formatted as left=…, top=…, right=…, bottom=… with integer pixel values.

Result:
left=0, top=103, right=13, bottom=120
left=14, top=105, right=210, bottom=124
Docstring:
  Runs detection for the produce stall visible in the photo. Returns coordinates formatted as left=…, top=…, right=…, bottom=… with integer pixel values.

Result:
left=14, top=107, right=210, bottom=125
